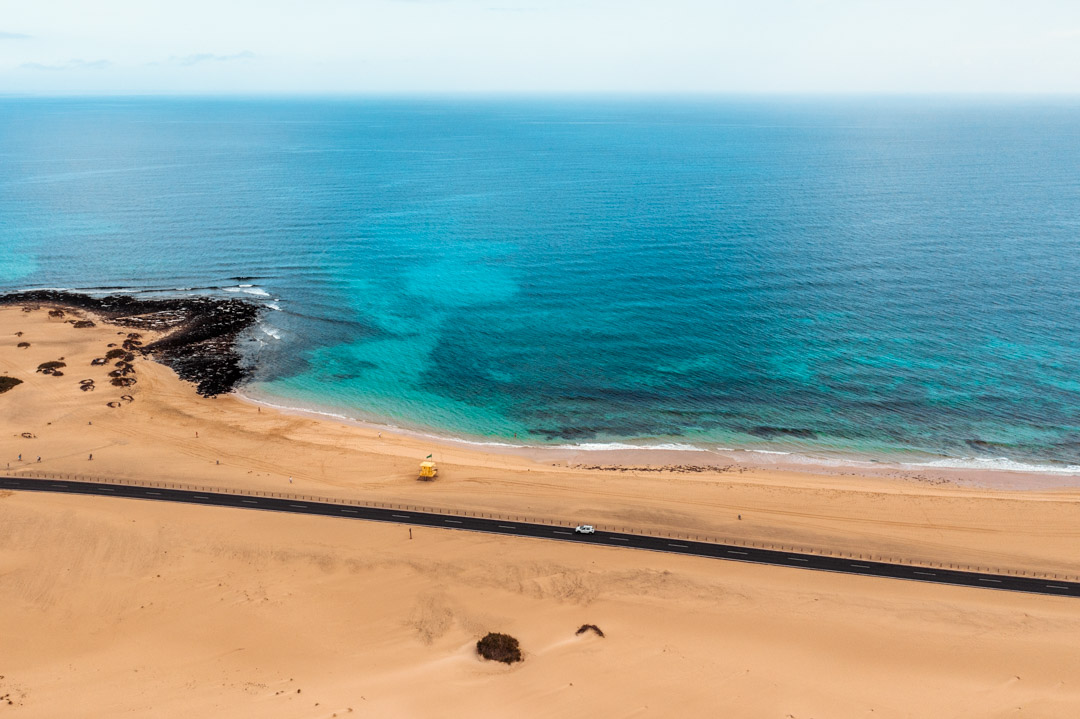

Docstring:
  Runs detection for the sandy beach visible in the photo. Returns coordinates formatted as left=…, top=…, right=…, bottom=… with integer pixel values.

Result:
left=3, top=302, right=1080, bottom=716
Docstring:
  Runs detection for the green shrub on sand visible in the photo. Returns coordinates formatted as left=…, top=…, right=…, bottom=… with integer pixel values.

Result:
left=36, top=361, right=67, bottom=376
left=476, top=633, right=522, bottom=664
left=576, top=624, right=605, bottom=638
left=0, top=376, right=23, bottom=394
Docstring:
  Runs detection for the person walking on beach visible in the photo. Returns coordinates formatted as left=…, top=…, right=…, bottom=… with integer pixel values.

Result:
left=88, top=454, right=93, bottom=461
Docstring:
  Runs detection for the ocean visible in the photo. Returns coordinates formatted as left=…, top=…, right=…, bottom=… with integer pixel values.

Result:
left=3, top=96, right=1080, bottom=472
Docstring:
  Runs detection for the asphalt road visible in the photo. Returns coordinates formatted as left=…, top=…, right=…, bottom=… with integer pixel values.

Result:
left=4, top=475, right=1078, bottom=598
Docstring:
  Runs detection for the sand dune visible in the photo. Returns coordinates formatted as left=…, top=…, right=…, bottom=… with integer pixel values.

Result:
left=2, top=491, right=1079, bottom=717
left=2, top=304, right=1080, bottom=717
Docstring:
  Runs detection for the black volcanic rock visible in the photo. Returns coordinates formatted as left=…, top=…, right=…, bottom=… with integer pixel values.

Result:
left=0, top=290, right=261, bottom=397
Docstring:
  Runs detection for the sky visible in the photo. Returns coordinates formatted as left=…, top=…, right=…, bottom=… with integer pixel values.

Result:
left=1, top=0, right=1079, bottom=95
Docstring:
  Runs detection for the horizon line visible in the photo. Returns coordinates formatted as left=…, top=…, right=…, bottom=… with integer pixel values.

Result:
left=3, top=90, right=1080, bottom=100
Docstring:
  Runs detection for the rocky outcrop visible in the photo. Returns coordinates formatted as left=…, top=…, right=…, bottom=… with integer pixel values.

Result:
left=0, top=290, right=261, bottom=397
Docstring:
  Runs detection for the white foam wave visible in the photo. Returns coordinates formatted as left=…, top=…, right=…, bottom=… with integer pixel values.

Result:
left=905, top=456, right=1080, bottom=475
left=558, top=441, right=707, bottom=452
left=260, top=325, right=282, bottom=340
left=239, top=395, right=358, bottom=424
left=418, top=434, right=527, bottom=449
left=267, top=302, right=281, bottom=311
left=223, top=285, right=271, bottom=297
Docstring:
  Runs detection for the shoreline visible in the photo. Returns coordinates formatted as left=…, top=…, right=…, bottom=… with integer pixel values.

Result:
left=235, top=390, right=1080, bottom=491
left=4, top=289, right=1079, bottom=489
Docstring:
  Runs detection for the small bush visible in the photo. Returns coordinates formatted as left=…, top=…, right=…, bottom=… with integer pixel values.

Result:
left=72, top=320, right=95, bottom=328
left=476, top=633, right=522, bottom=664
left=576, top=624, right=605, bottom=638
left=37, top=361, right=67, bottom=376
left=17, top=342, right=29, bottom=348
left=0, top=376, right=23, bottom=394
left=105, top=348, right=127, bottom=360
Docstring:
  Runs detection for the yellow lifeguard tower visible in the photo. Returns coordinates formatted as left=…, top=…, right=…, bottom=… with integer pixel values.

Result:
left=418, top=458, right=438, bottom=481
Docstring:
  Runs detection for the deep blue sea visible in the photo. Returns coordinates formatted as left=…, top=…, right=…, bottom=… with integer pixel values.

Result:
left=3, top=97, right=1080, bottom=471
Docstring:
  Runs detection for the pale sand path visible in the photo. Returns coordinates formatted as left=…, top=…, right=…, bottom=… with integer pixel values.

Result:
left=2, top=304, right=1080, bottom=716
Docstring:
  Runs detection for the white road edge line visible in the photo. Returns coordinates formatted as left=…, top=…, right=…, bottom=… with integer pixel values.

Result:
left=392, top=514, right=410, bottom=518
left=1047, top=585, right=1069, bottom=589
left=788, top=557, right=808, bottom=562
left=444, top=519, right=462, bottom=524
left=553, top=531, right=572, bottom=535
left=669, top=543, right=688, bottom=548
left=850, top=564, right=870, bottom=568
left=728, top=550, right=747, bottom=555
left=979, top=578, right=1002, bottom=583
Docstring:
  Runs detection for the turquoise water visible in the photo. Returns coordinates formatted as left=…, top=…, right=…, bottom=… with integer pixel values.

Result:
left=3, top=97, right=1080, bottom=469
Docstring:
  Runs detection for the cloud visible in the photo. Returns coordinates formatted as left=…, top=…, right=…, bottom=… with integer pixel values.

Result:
left=171, top=51, right=255, bottom=66
left=0, top=31, right=32, bottom=40
left=1048, top=28, right=1080, bottom=39
left=20, top=58, right=111, bottom=71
